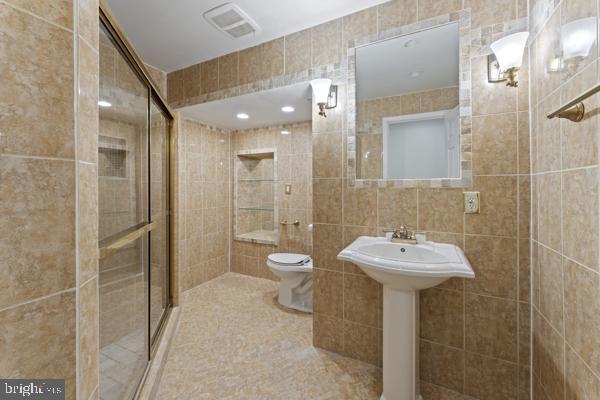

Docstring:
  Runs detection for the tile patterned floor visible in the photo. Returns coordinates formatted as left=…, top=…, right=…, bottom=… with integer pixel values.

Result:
left=156, top=273, right=382, bottom=399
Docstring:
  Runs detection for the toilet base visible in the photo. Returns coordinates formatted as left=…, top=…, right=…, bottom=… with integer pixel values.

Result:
left=277, top=273, right=312, bottom=313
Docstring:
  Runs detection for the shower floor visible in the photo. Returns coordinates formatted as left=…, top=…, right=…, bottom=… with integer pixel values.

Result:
left=155, top=273, right=382, bottom=399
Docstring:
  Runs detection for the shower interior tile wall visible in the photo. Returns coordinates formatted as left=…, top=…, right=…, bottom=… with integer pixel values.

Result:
left=177, top=119, right=230, bottom=291
left=231, top=122, right=313, bottom=280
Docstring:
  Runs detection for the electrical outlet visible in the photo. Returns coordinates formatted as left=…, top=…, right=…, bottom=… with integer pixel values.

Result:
left=464, top=191, right=480, bottom=214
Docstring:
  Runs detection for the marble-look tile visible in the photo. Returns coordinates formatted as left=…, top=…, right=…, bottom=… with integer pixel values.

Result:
left=417, top=188, right=464, bottom=233
left=564, top=259, right=600, bottom=376
left=284, top=29, right=311, bottom=75
left=343, top=8, right=377, bottom=43
left=261, top=38, right=284, bottom=80
left=0, top=291, right=76, bottom=400
left=343, top=321, right=381, bottom=366
left=465, top=293, right=518, bottom=362
left=343, top=183, right=377, bottom=227
left=182, top=64, right=201, bottom=100
left=5, top=0, right=73, bottom=28
left=560, top=62, right=598, bottom=169
left=420, top=340, right=464, bottom=392
left=344, top=273, right=379, bottom=327
left=78, top=40, right=99, bottom=164
left=562, top=167, right=599, bottom=270
left=417, top=0, right=461, bottom=20
left=312, top=132, right=343, bottom=178
left=201, top=58, right=219, bottom=94
left=419, top=288, right=464, bottom=348
left=313, top=312, right=344, bottom=354
left=538, top=315, right=565, bottom=400
left=313, top=268, right=343, bottom=318
left=465, top=235, right=518, bottom=299
left=238, top=45, right=261, bottom=85
left=313, top=179, right=342, bottom=224
left=218, top=52, right=238, bottom=90
left=471, top=55, right=517, bottom=116
left=464, top=0, right=516, bottom=28
left=537, top=172, right=562, bottom=252
left=311, top=19, right=342, bottom=67
left=519, top=239, right=531, bottom=302
left=79, top=277, right=98, bottom=400
left=0, top=157, right=76, bottom=309
left=472, top=113, right=518, bottom=175
left=79, top=162, right=99, bottom=283
left=0, top=3, right=75, bottom=158
left=466, top=176, right=518, bottom=237
left=565, top=346, right=600, bottom=400
left=156, top=274, right=382, bottom=399
left=377, top=0, right=418, bottom=33
left=377, top=187, right=418, bottom=229
left=538, top=244, right=564, bottom=334
left=79, top=0, right=99, bottom=50
left=312, top=224, right=343, bottom=271
left=465, top=352, right=518, bottom=400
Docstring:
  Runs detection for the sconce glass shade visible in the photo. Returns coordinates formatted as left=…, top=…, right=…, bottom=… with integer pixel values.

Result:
left=561, top=17, right=596, bottom=60
left=490, top=32, right=529, bottom=72
left=310, top=79, right=332, bottom=104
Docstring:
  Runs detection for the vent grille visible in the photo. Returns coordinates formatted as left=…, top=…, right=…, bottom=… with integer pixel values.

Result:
left=204, top=3, right=261, bottom=39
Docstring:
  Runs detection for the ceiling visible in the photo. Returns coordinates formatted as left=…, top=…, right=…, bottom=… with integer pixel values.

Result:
left=106, top=0, right=390, bottom=72
left=356, top=22, right=459, bottom=100
left=180, top=83, right=312, bottom=130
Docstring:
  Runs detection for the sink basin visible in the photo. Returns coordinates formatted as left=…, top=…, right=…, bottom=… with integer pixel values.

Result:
left=337, top=236, right=474, bottom=290
left=338, top=236, right=474, bottom=400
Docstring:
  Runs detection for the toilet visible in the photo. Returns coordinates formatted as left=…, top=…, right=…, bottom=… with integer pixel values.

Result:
left=267, top=253, right=313, bottom=313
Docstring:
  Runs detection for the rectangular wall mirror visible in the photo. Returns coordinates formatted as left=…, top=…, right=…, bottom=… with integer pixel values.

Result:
left=354, top=22, right=462, bottom=181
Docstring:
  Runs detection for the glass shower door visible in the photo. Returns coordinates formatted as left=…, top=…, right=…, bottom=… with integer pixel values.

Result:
left=98, top=23, right=150, bottom=400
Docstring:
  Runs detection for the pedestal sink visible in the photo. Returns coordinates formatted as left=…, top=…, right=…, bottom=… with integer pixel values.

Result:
left=337, top=236, right=474, bottom=400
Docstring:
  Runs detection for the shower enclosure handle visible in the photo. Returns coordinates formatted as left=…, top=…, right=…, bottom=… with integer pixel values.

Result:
left=99, top=221, right=156, bottom=259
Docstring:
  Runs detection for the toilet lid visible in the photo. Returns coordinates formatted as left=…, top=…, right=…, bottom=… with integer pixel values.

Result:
left=267, top=253, right=311, bottom=265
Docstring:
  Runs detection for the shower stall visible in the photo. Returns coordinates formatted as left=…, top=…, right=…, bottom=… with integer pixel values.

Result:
left=98, top=9, right=173, bottom=400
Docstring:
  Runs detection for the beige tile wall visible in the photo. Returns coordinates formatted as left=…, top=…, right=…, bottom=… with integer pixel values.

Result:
left=230, top=122, right=313, bottom=280
left=356, top=87, right=460, bottom=179
left=0, top=1, right=100, bottom=399
left=176, top=119, right=230, bottom=291
left=530, top=0, right=600, bottom=398
left=167, top=1, right=533, bottom=399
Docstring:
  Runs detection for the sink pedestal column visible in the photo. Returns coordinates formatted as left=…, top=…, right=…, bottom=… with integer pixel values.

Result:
left=381, top=286, right=421, bottom=400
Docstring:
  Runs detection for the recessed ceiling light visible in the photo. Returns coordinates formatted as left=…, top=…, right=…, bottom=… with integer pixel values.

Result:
left=281, top=130, right=290, bottom=135
left=281, top=106, right=295, bottom=113
left=236, top=112, right=249, bottom=119
left=408, top=71, right=421, bottom=79
left=98, top=100, right=112, bottom=107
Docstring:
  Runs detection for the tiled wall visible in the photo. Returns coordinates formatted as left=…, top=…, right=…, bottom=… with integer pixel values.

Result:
left=356, top=87, right=459, bottom=179
left=230, top=122, right=313, bottom=280
left=0, top=1, right=100, bottom=399
left=168, top=1, right=533, bottom=399
left=529, top=0, right=600, bottom=398
left=145, top=63, right=167, bottom=99
left=176, top=119, right=230, bottom=291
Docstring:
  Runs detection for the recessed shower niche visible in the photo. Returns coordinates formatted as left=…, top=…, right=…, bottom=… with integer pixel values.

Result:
left=234, top=149, right=278, bottom=244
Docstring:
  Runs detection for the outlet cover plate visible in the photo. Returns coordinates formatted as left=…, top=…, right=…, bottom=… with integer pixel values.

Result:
left=464, top=191, right=480, bottom=214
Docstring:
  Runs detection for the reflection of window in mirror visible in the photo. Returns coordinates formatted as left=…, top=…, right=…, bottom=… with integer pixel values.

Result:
left=355, top=22, right=460, bottom=180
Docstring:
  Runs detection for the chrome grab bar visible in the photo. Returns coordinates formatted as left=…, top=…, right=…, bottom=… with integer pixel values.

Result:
left=547, top=82, right=600, bottom=122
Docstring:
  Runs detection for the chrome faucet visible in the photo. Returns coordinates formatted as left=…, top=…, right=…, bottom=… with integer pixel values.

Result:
left=383, top=226, right=419, bottom=244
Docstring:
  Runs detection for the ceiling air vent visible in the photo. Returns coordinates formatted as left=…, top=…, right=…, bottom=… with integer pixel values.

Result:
left=204, top=3, right=261, bottom=39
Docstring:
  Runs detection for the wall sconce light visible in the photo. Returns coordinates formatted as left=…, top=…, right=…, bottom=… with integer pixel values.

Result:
left=562, top=17, right=596, bottom=61
left=310, top=79, right=338, bottom=117
left=488, top=32, right=529, bottom=87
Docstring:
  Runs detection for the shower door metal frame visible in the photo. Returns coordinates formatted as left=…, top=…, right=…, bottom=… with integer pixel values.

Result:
left=98, top=1, right=176, bottom=397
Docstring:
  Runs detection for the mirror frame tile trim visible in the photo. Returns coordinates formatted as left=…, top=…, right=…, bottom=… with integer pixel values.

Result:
left=346, top=11, right=472, bottom=188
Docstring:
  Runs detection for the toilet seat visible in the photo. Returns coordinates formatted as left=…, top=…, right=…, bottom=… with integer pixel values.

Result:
left=267, top=253, right=311, bottom=265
